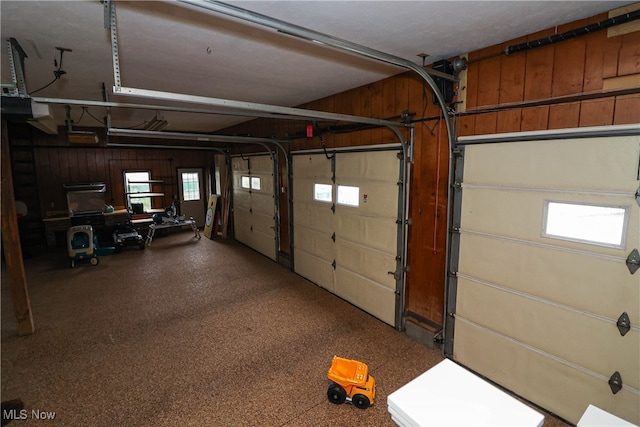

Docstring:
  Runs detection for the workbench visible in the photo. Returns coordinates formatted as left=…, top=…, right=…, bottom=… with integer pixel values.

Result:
left=145, top=218, right=201, bottom=246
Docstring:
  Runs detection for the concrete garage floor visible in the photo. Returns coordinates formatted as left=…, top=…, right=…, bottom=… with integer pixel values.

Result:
left=2, top=232, right=569, bottom=426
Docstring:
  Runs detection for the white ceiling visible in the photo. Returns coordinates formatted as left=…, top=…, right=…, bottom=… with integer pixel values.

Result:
left=1, top=0, right=634, bottom=134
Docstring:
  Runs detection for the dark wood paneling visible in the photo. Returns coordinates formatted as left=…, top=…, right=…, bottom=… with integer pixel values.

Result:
left=548, top=103, right=581, bottom=129
left=613, top=94, right=640, bottom=125
left=618, top=30, right=640, bottom=76
left=579, top=99, right=615, bottom=127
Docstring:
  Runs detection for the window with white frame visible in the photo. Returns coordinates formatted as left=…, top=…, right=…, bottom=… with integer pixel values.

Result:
left=314, top=183, right=333, bottom=203
left=337, top=185, right=360, bottom=207
left=251, top=177, right=261, bottom=191
left=542, top=201, right=629, bottom=248
left=125, top=171, right=151, bottom=212
left=241, top=176, right=251, bottom=189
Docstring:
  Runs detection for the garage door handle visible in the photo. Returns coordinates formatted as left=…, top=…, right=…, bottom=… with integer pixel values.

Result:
left=626, top=248, right=639, bottom=274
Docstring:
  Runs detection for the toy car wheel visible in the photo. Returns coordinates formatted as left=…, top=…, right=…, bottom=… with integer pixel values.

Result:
left=352, top=394, right=370, bottom=409
left=90, top=257, right=99, bottom=266
left=327, top=383, right=347, bottom=404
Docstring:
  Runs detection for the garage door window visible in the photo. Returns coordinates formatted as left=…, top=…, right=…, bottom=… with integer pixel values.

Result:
left=337, top=185, right=359, bottom=207
left=241, top=176, right=251, bottom=189
left=542, top=201, right=629, bottom=248
left=251, top=177, right=261, bottom=191
left=314, top=183, right=332, bottom=203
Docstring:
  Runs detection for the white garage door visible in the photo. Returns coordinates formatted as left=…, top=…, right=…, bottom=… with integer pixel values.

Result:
left=232, top=155, right=277, bottom=260
left=450, top=130, right=640, bottom=425
left=292, top=148, right=402, bottom=326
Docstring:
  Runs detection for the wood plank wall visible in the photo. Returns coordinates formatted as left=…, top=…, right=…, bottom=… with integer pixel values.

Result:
left=458, top=12, right=640, bottom=136
left=8, top=124, right=217, bottom=219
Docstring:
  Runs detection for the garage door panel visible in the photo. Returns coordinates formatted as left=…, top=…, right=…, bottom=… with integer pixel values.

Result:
left=246, top=230, right=275, bottom=260
left=335, top=267, right=396, bottom=325
left=461, top=188, right=636, bottom=255
left=336, top=241, right=396, bottom=291
left=293, top=155, right=332, bottom=178
left=336, top=150, right=399, bottom=182
left=252, top=212, right=275, bottom=234
left=251, top=192, right=274, bottom=215
left=249, top=155, right=273, bottom=173
left=457, top=277, right=640, bottom=389
left=232, top=157, right=249, bottom=172
left=293, top=202, right=333, bottom=232
left=458, top=234, right=639, bottom=320
left=292, top=149, right=401, bottom=328
left=335, top=214, right=397, bottom=254
left=233, top=191, right=251, bottom=209
left=294, top=226, right=333, bottom=261
left=454, top=320, right=640, bottom=425
left=293, top=178, right=326, bottom=203
left=464, top=137, right=640, bottom=192
left=294, top=250, right=334, bottom=291
left=454, top=134, right=640, bottom=425
left=232, top=155, right=276, bottom=260
left=335, top=182, right=398, bottom=217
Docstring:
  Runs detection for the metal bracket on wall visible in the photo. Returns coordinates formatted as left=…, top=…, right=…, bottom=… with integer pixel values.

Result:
left=626, top=248, right=640, bottom=274
left=616, top=312, right=631, bottom=336
left=608, top=371, right=623, bottom=394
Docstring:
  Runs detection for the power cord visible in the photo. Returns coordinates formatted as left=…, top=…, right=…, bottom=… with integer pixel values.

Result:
left=29, top=47, right=70, bottom=95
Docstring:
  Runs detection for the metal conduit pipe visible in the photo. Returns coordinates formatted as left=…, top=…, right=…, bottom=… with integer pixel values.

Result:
left=177, top=0, right=453, bottom=334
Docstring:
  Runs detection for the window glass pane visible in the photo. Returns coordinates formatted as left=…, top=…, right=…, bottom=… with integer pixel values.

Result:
left=182, top=172, right=200, bottom=201
left=251, top=177, right=261, bottom=191
left=337, top=185, right=359, bottom=207
left=125, top=171, right=151, bottom=212
left=543, top=201, right=628, bottom=247
left=314, top=183, right=333, bottom=203
left=241, top=176, right=251, bottom=189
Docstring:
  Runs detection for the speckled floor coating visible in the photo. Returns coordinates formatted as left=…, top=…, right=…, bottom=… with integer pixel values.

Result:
left=2, top=233, right=569, bottom=426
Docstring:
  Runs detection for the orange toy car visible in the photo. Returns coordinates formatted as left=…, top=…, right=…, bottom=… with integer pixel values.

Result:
left=327, top=356, right=376, bottom=409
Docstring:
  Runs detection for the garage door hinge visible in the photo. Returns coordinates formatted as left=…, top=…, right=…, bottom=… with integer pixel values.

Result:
left=332, top=260, right=336, bottom=270
left=331, top=232, right=336, bottom=242
left=636, top=186, right=640, bottom=206
left=609, top=371, right=623, bottom=394
left=452, top=181, right=462, bottom=189
left=626, top=249, right=639, bottom=274
left=616, top=312, right=631, bottom=336
left=331, top=204, right=336, bottom=213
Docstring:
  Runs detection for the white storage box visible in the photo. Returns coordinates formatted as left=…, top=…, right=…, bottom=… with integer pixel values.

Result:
left=387, top=359, right=544, bottom=427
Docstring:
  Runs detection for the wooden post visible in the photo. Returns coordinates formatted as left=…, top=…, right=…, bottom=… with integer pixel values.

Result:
left=1, top=122, right=35, bottom=335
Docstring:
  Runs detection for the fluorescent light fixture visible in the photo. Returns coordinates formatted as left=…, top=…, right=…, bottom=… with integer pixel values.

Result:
left=68, top=131, right=99, bottom=144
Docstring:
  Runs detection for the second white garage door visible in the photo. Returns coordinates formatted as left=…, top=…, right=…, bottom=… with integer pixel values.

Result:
left=292, top=148, right=401, bottom=326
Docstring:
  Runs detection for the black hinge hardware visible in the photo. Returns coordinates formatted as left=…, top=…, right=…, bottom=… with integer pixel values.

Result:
left=331, top=260, right=336, bottom=270
left=331, top=204, right=336, bottom=213
left=331, top=232, right=336, bottom=242
left=609, top=371, right=623, bottom=394
left=616, top=312, right=631, bottom=336
left=626, top=249, right=639, bottom=274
